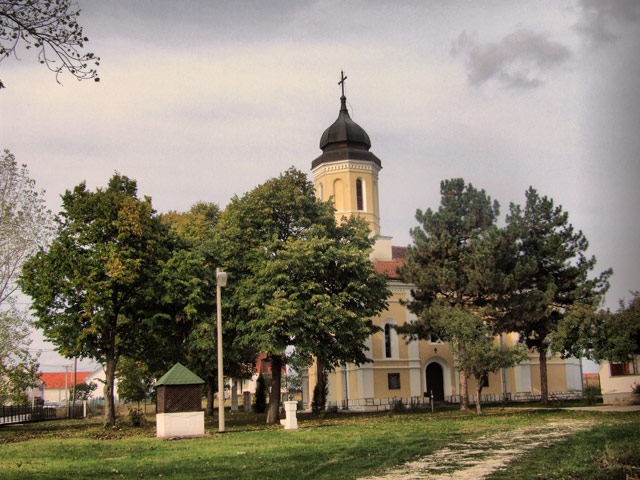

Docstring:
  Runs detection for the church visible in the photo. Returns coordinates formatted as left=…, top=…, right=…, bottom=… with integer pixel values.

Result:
left=300, top=77, right=584, bottom=411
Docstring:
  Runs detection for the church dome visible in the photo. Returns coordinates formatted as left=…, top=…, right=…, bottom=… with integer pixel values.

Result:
left=312, top=95, right=382, bottom=169
left=319, top=96, right=371, bottom=150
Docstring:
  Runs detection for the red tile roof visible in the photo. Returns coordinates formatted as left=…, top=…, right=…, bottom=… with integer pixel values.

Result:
left=39, top=372, right=93, bottom=390
left=373, top=246, right=407, bottom=280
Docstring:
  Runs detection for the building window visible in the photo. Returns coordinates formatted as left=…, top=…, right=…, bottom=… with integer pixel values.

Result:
left=318, top=182, right=323, bottom=200
left=388, top=373, right=401, bottom=390
left=356, top=178, right=364, bottom=211
left=610, top=359, right=639, bottom=376
left=384, top=323, right=392, bottom=358
left=429, top=334, right=443, bottom=344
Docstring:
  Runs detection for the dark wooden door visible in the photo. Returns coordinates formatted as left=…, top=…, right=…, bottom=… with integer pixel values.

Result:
left=426, top=362, right=445, bottom=401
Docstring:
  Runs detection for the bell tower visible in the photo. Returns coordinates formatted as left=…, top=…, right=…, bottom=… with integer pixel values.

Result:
left=311, top=72, right=382, bottom=235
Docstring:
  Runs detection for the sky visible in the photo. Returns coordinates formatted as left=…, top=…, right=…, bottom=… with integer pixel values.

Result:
left=1, top=0, right=639, bottom=373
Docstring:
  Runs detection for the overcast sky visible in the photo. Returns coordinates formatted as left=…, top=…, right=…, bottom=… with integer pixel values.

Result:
left=1, top=0, right=638, bottom=372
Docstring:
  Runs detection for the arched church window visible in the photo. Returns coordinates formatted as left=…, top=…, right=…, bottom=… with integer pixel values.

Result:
left=384, top=323, right=392, bottom=358
left=318, top=182, right=323, bottom=200
left=356, top=178, right=364, bottom=211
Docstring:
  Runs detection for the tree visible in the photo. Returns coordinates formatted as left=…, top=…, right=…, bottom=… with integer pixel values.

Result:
left=218, top=168, right=390, bottom=423
left=0, top=150, right=52, bottom=404
left=311, top=368, right=328, bottom=413
left=70, top=381, right=97, bottom=402
left=0, top=0, right=99, bottom=88
left=116, top=357, right=152, bottom=405
left=160, top=202, right=257, bottom=416
left=553, top=291, right=640, bottom=363
left=440, top=306, right=527, bottom=414
left=20, top=174, right=171, bottom=426
left=504, top=187, right=611, bottom=403
left=400, top=178, right=514, bottom=411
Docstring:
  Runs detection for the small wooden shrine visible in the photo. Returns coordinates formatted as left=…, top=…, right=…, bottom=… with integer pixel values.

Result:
left=154, top=363, right=205, bottom=438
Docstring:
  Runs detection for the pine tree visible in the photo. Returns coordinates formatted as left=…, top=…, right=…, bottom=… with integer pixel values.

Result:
left=504, top=187, right=610, bottom=403
left=400, top=178, right=515, bottom=411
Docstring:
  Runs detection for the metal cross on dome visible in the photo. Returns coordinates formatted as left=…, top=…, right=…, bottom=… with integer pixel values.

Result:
left=338, top=70, right=347, bottom=97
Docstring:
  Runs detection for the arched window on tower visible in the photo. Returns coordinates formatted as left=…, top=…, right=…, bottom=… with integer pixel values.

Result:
left=318, top=182, right=323, bottom=201
left=356, top=178, right=364, bottom=211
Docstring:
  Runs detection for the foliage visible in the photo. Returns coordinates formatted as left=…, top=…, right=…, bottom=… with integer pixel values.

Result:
left=159, top=202, right=257, bottom=415
left=391, top=397, right=405, bottom=412
left=116, top=357, right=152, bottom=404
left=504, top=187, right=611, bottom=402
left=253, top=373, right=267, bottom=413
left=555, top=291, right=640, bottom=364
left=0, top=150, right=52, bottom=403
left=218, top=167, right=390, bottom=423
left=69, top=381, right=97, bottom=402
left=583, top=385, right=601, bottom=406
left=311, top=373, right=328, bottom=413
left=19, top=174, right=172, bottom=426
left=0, top=306, right=40, bottom=404
left=400, top=178, right=515, bottom=411
left=0, top=0, right=99, bottom=88
left=127, top=407, right=145, bottom=427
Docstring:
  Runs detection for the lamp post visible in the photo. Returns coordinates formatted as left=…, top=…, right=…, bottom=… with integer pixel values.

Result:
left=216, top=268, right=228, bottom=433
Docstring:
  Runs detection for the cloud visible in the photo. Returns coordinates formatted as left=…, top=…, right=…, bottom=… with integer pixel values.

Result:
left=574, top=0, right=640, bottom=45
left=451, top=29, right=572, bottom=90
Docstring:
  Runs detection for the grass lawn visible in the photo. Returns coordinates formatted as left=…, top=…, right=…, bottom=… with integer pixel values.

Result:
left=1, top=407, right=638, bottom=479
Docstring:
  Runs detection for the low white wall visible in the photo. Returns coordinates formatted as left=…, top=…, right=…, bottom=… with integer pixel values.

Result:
left=156, top=411, right=204, bottom=438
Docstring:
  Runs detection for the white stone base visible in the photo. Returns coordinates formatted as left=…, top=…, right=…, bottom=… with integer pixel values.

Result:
left=156, top=411, right=205, bottom=438
left=281, top=401, right=298, bottom=430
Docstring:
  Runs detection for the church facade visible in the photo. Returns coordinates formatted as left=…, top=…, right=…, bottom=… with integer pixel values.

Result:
left=300, top=86, right=583, bottom=411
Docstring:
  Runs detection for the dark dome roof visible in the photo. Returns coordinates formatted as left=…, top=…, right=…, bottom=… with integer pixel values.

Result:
left=312, top=96, right=382, bottom=169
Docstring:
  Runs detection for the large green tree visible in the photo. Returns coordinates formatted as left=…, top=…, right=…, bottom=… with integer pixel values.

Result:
left=160, top=202, right=257, bottom=416
left=504, top=187, right=611, bottom=403
left=0, top=0, right=99, bottom=88
left=400, top=178, right=515, bottom=410
left=552, top=292, right=639, bottom=364
left=218, top=167, right=390, bottom=423
left=20, top=174, right=171, bottom=425
left=0, top=150, right=52, bottom=403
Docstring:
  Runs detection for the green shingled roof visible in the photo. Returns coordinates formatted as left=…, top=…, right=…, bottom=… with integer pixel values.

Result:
left=155, top=363, right=204, bottom=386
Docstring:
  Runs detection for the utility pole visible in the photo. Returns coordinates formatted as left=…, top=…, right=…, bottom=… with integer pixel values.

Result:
left=72, top=357, right=77, bottom=412
left=65, top=365, right=69, bottom=417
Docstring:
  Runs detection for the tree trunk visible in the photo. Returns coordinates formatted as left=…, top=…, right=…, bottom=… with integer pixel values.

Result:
left=231, top=379, right=239, bottom=412
left=457, top=341, right=469, bottom=410
left=104, top=352, right=117, bottom=426
left=539, top=347, right=549, bottom=404
left=475, top=380, right=483, bottom=415
left=459, top=370, right=469, bottom=410
left=266, top=354, right=283, bottom=424
left=206, top=377, right=215, bottom=416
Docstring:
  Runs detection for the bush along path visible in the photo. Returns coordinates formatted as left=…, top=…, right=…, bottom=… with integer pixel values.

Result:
left=359, top=419, right=595, bottom=480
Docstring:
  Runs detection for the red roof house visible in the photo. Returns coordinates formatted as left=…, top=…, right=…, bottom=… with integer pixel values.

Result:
left=39, top=371, right=93, bottom=403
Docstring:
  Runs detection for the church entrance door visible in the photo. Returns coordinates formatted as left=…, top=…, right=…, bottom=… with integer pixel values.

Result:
left=426, top=362, right=445, bottom=401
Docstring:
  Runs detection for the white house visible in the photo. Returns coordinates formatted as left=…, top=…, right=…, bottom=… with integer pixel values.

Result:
left=599, top=356, right=640, bottom=404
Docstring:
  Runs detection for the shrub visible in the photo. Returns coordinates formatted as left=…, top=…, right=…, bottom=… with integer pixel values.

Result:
left=311, top=378, right=328, bottom=413
left=584, top=385, right=601, bottom=405
left=253, top=374, right=267, bottom=413
left=128, top=407, right=145, bottom=427
left=391, top=397, right=405, bottom=412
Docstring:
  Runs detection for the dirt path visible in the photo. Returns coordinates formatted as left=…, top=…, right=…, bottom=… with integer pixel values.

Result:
left=359, top=419, right=595, bottom=480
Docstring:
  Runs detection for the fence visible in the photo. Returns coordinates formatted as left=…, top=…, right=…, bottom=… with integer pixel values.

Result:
left=0, top=404, right=84, bottom=426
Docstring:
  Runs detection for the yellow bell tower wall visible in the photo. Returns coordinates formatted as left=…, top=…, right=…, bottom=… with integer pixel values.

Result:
left=312, top=159, right=381, bottom=235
